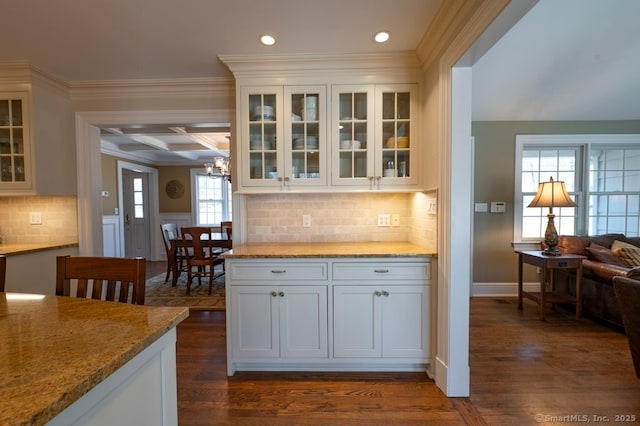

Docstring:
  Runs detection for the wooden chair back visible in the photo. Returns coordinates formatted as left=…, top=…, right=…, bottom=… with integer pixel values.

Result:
left=613, top=276, right=640, bottom=377
left=0, top=254, right=5, bottom=292
left=180, top=227, right=224, bottom=295
left=221, top=221, right=232, bottom=241
left=161, top=223, right=180, bottom=249
left=56, top=255, right=146, bottom=305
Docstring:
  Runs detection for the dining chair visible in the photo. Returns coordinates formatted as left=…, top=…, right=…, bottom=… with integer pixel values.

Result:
left=160, top=223, right=187, bottom=283
left=56, top=255, right=146, bottom=305
left=613, top=276, right=640, bottom=377
left=221, top=221, right=233, bottom=242
left=0, top=254, right=6, bottom=292
left=181, top=226, right=225, bottom=295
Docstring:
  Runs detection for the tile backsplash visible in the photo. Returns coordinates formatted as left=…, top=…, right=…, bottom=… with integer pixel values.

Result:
left=246, top=191, right=437, bottom=251
left=0, top=196, right=78, bottom=244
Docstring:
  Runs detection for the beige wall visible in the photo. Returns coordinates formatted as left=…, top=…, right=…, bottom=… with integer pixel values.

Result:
left=472, top=120, right=640, bottom=283
left=158, top=166, right=193, bottom=213
left=0, top=196, right=78, bottom=244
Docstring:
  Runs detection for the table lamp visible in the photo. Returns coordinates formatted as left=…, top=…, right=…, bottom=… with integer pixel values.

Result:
left=527, top=176, right=576, bottom=256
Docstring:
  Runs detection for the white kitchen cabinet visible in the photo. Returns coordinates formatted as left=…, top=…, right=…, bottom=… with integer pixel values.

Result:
left=225, top=256, right=431, bottom=375
left=0, top=65, right=76, bottom=195
left=331, top=84, right=418, bottom=190
left=0, top=93, right=29, bottom=187
left=333, top=285, right=429, bottom=358
left=239, top=85, right=327, bottom=191
left=230, top=285, right=328, bottom=360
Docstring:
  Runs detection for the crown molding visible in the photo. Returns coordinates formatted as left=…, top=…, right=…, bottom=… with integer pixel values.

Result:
left=219, top=52, right=422, bottom=80
left=0, top=61, right=69, bottom=92
left=69, top=77, right=235, bottom=101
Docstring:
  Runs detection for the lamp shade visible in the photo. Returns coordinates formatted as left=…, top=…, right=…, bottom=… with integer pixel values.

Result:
left=527, top=176, right=576, bottom=208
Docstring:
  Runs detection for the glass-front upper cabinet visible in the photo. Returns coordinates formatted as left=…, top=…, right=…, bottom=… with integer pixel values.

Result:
left=331, top=85, right=375, bottom=187
left=332, top=84, right=417, bottom=189
left=376, top=84, right=417, bottom=187
left=241, top=87, right=283, bottom=188
left=239, top=85, right=327, bottom=191
left=283, top=86, right=326, bottom=188
left=0, top=96, right=27, bottom=184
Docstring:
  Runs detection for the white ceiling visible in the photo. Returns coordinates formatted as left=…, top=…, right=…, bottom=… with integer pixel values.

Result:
left=0, top=0, right=637, bottom=165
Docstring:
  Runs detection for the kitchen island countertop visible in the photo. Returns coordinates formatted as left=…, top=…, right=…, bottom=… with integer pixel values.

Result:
left=0, top=293, right=188, bottom=425
left=0, top=240, right=78, bottom=256
left=222, top=241, right=435, bottom=258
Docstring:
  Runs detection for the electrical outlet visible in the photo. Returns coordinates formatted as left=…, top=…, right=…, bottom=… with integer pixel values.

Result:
left=30, top=211, right=42, bottom=225
left=377, top=214, right=391, bottom=227
left=302, top=214, right=311, bottom=227
left=391, top=214, right=400, bottom=227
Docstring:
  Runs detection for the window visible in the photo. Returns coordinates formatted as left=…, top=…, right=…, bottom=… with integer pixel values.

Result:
left=191, top=169, right=232, bottom=226
left=515, top=135, right=640, bottom=244
left=133, top=177, right=144, bottom=218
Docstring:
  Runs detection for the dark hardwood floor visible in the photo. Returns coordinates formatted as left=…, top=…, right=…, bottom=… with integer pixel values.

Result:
left=148, top=262, right=640, bottom=425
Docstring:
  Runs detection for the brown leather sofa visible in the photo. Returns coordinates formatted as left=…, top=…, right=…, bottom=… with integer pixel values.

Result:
left=553, top=233, right=640, bottom=328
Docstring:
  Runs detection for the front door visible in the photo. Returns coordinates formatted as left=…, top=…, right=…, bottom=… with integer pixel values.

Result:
left=122, top=169, right=151, bottom=258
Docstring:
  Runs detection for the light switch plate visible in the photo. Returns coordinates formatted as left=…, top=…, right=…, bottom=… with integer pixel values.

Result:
left=491, top=202, right=506, bottom=213
left=475, top=203, right=488, bottom=213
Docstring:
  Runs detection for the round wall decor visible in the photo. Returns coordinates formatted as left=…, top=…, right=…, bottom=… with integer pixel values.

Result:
left=165, top=179, right=185, bottom=199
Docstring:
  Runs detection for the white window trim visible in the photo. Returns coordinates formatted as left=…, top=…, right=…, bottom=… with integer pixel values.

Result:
left=513, top=134, right=640, bottom=249
left=190, top=168, right=231, bottom=226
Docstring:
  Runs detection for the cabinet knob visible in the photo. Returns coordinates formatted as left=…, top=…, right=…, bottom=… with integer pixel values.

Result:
left=278, top=291, right=285, bottom=297
left=270, top=291, right=278, bottom=297
left=374, top=290, right=382, bottom=296
left=382, top=290, right=389, bottom=297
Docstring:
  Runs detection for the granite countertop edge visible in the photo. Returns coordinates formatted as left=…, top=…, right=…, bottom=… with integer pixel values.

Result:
left=0, top=241, right=79, bottom=256
left=221, top=242, right=437, bottom=259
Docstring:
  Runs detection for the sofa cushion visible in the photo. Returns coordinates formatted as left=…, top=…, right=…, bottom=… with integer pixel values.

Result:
left=558, top=235, right=590, bottom=255
left=586, top=242, right=629, bottom=267
left=628, top=266, right=640, bottom=280
left=612, top=240, right=640, bottom=267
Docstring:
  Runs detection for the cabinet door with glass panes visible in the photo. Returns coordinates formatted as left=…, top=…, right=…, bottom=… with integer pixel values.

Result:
left=375, top=84, right=418, bottom=188
left=240, top=86, right=284, bottom=189
left=331, top=85, right=375, bottom=187
left=283, top=86, right=327, bottom=188
left=0, top=93, right=31, bottom=189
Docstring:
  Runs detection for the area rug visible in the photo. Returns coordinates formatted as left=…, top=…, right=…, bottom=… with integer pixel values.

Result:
left=145, top=269, right=225, bottom=310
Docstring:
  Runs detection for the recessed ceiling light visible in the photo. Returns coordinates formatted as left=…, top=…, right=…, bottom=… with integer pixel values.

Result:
left=260, top=34, right=276, bottom=46
left=374, top=31, right=390, bottom=43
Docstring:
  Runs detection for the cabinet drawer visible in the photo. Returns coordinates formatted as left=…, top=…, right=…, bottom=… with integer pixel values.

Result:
left=332, top=262, right=429, bottom=281
left=228, top=261, right=328, bottom=281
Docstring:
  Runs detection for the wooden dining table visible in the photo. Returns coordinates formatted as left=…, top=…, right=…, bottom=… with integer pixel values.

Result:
left=167, top=232, right=231, bottom=287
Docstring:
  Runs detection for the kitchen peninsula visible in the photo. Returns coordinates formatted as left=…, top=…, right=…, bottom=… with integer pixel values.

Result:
left=223, top=241, right=434, bottom=376
left=0, top=293, right=188, bottom=426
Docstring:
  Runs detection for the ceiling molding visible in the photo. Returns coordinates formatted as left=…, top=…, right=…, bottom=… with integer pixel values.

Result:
left=219, top=52, right=422, bottom=80
left=69, top=77, right=234, bottom=101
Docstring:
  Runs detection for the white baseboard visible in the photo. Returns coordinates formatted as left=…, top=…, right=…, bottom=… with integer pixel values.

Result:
left=472, top=282, right=540, bottom=297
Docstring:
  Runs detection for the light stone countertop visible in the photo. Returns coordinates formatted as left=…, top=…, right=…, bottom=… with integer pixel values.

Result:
left=222, top=241, right=435, bottom=258
left=0, top=293, right=188, bottom=426
left=0, top=241, right=79, bottom=256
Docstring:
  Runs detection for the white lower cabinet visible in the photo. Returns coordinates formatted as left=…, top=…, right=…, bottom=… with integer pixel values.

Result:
left=226, top=257, right=431, bottom=375
left=333, top=285, right=429, bottom=359
left=230, top=285, right=328, bottom=359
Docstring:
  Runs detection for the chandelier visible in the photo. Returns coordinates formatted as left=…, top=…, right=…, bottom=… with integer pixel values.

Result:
left=204, top=156, right=231, bottom=182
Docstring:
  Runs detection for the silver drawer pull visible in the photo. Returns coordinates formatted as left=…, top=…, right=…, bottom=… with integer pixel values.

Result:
left=374, top=290, right=382, bottom=296
left=271, top=270, right=287, bottom=274
left=374, top=269, right=390, bottom=273
left=270, top=291, right=278, bottom=297
left=278, top=291, right=285, bottom=297
left=382, top=290, right=389, bottom=297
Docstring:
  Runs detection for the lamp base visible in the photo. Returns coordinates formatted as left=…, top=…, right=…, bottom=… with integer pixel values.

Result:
left=541, top=247, right=562, bottom=256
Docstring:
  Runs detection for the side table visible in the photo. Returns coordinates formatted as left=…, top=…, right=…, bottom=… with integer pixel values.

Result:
left=517, top=250, right=585, bottom=320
